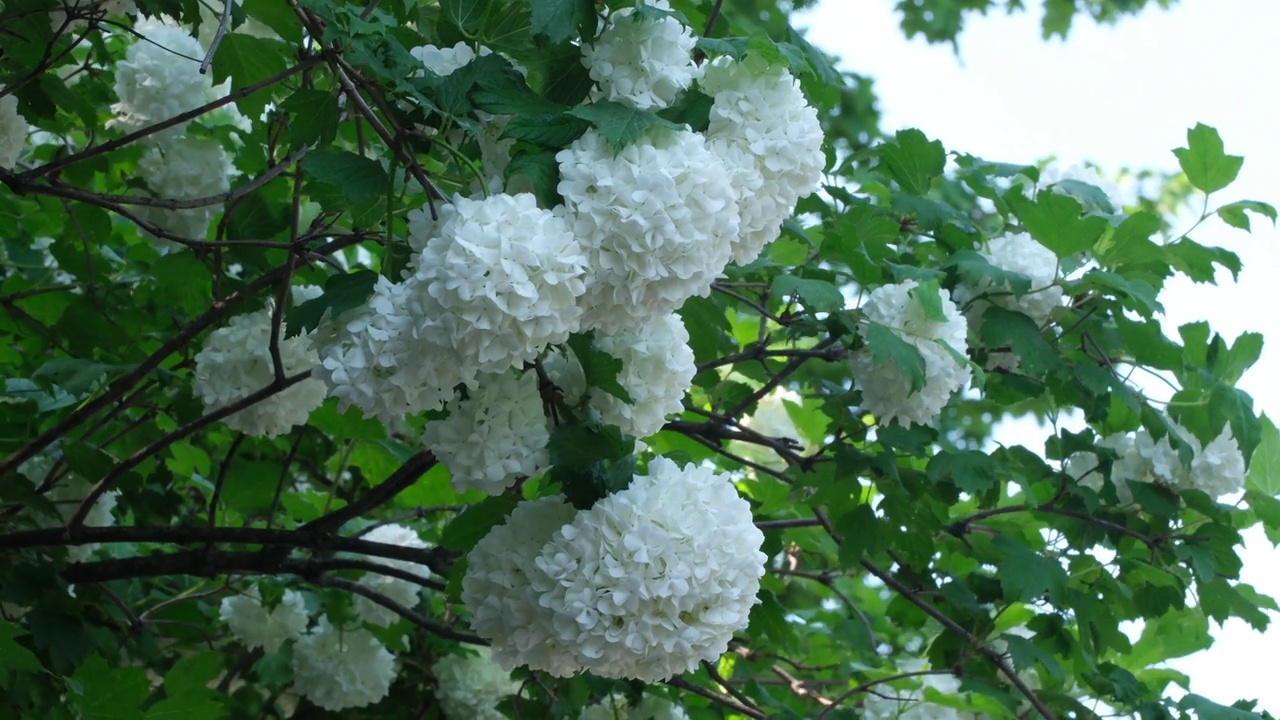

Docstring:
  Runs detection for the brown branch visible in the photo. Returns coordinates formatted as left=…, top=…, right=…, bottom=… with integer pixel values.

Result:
left=665, top=677, right=766, bottom=720
left=300, top=451, right=437, bottom=533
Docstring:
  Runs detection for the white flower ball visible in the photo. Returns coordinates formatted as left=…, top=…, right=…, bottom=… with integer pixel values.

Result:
left=461, top=497, right=581, bottom=677
left=219, top=588, right=308, bottom=653
left=352, top=523, right=430, bottom=628
left=407, top=193, right=586, bottom=375
left=558, top=128, right=739, bottom=333
left=1187, top=424, right=1246, bottom=498
left=422, top=371, right=550, bottom=495
left=956, top=232, right=1062, bottom=325
left=291, top=617, right=396, bottom=711
left=579, top=692, right=690, bottom=720
left=411, top=42, right=480, bottom=77
left=530, top=458, right=766, bottom=681
left=313, top=275, right=468, bottom=423
left=849, top=280, right=971, bottom=428
left=860, top=665, right=978, bottom=720
left=193, top=305, right=327, bottom=437
left=136, top=134, right=234, bottom=242
left=20, top=455, right=119, bottom=562
left=110, top=16, right=212, bottom=138
left=589, top=312, right=696, bottom=439
left=432, top=647, right=521, bottom=720
left=700, top=55, right=825, bottom=265
left=0, top=91, right=27, bottom=169
left=582, top=0, right=699, bottom=111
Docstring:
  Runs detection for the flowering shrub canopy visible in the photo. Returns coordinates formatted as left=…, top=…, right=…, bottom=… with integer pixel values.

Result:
left=0, top=0, right=1276, bottom=718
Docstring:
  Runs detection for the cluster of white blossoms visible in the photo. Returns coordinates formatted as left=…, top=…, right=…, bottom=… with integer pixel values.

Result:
left=1065, top=422, right=1245, bottom=502
left=193, top=295, right=328, bottom=438
left=352, top=523, right=431, bottom=627
left=291, top=617, right=397, bottom=711
left=0, top=90, right=27, bottom=170
left=582, top=0, right=699, bottom=111
left=409, top=194, right=587, bottom=374
left=109, top=16, right=211, bottom=137
left=953, top=232, right=1063, bottom=370
left=579, top=692, right=690, bottom=720
left=431, top=647, right=521, bottom=720
left=557, top=128, right=739, bottom=333
left=108, top=17, right=248, bottom=242
left=218, top=588, right=308, bottom=653
left=411, top=41, right=483, bottom=77
left=849, top=280, right=972, bottom=428
left=20, top=453, right=120, bottom=562
left=860, top=665, right=978, bottom=720
left=464, top=459, right=766, bottom=681
left=421, top=371, right=550, bottom=495
left=700, top=55, right=826, bottom=265
left=547, top=313, right=697, bottom=439
left=136, top=135, right=234, bottom=241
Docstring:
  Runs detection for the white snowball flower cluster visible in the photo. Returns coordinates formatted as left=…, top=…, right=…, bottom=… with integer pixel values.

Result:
left=411, top=41, right=480, bottom=77
left=547, top=313, right=696, bottom=440
left=1068, top=422, right=1245, bottom=502
left=558, top=128, right=739, bottom=333
left=409, top=193, right=587, bottom=374
left=109, top=17, right=212, bottom=137
left=849, top=280, right=971, bottom=428
left=421, top=371, right=550, bottom=495
left=352, top=523, right=431, bottom=628
left=20, top=454, right=120, bottom=562
left=582, top=0, right=699, bottom=111
left=957, top=233, right=1062, bottom=325
left=579, top=693, right=690, bottom=720
left=489, top=458, right=765, bottom=681
left=461, top=497, right=582, bottom=677
left=218, top=588, right=308, bottom=653
left=431, top=647, right=521, bottom=720
left=860, top=665, right=978, bottom=720
left=291, top=617, right=396, bottom=711
left=0, top=91, right=27, bottom=170
left=314, top=276, right=454, bottom=424
left=193, top=301, right=328, bottom=437
left=136, top=134, right=233, bottom=241
left=700, top=55, right=826, bottom=265
left=952, top=232, right=1062, bottom=370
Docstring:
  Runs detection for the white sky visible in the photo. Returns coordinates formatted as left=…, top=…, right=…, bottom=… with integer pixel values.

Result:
left=795, top=0, right=1280, bottom=711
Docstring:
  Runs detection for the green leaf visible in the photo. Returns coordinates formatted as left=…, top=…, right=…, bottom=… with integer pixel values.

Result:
left=1013, top=192, right=1108, bottom=258
left=980, top=306, right=1061, bottom=376
left=835, top=503, right=885, bottom=566
left=441, top=0, right=486, bottom=33
left=70, top=654, right=150, bottom=720
left=301, top=150, right=390, bottom=208
left=771, top=275, right=844, bottom=313
left=1178, top=694, right=1261, bottom=720
left=568, top=332, right=634, bottom=405
left=438, top=495, right=521, bottom=551
left=908, top=279, right=946, bottom=322
left=279, top=89, right=341, bottom=150
left=1002, top=634, right=1065, bottom=683
left=210, top=34, right=289, bottom=120
left=1173, top=123, right=1244, bottom=195
left=32, top=359, right=128, bottom=396
left=945, top=249, right=1032, bottom=295
left=242, top=0, right=303, bottom=44
left=530, top=0, right=594, bottom=44
left=505, top=151, right=559, bottom=206
left=286, top=269, right=379, bottom=338
left=927, top=450, right=996, bottom=494
left=566, top=101, right=683, bottom=149
left=863, top=323, right=926, bottom=394
left=878, top=128, right=945, bottom=195
left=993, top=535, right=1067, bottom=603
left=1215, top=199, right=1278, bottom=232
left=1246, top=415, right=1280, bottom=496
left=0, top=621, right=44, bottom=682
left=1166, top=237, right=1242, bottom=283
left=151, top=252, right=213, bottom=314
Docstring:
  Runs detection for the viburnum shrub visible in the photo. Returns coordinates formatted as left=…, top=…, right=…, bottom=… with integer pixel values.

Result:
left=0, top=0, right=1276, bottom=718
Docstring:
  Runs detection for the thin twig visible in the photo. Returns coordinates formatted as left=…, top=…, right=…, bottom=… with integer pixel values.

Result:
left=200, top=0, right=233, bottom=74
